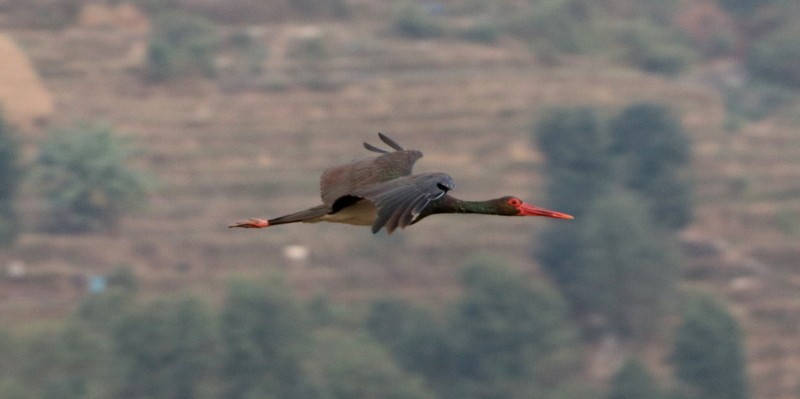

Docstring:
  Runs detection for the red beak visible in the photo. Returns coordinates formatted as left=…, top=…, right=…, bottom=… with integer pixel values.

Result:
left=519, top=203, right=574, bottom=219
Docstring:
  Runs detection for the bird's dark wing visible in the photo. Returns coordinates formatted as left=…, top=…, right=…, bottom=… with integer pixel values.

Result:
left=320, top=134, right=422, bottom=207
left=352, top=172, right=455, bottom=234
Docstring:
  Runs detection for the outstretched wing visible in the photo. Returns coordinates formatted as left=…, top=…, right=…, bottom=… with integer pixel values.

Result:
left=352, top=172, right=455, bottom=234
left=320, top=133, right=423, bottom=207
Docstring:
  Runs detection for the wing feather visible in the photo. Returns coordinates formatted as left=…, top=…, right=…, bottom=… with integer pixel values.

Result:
left=352, top=173, right=455, bottom=234
left=320, top=134, right=422, bottom=207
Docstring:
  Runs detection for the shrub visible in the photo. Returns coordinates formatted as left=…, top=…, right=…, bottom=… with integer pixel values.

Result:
left=672, top=295, right=749, bottom=399
left=0, top=114, right=20, bottom=246
left=458, top=19, right=502, bottom=44
left=3, top=0, right=81, bottom=30
left=724, top=81, right=795, bottom=122
left=719, top=0, right=770, bottom=15
left=313, top=330, right=435, bottom=399
left=392, top=1, right=445, bottom=39
left=509, top=0, right=594, bottom=53
left=747, top=23, right=800, bottom=88
left=31, top=123, right=151, bottom=233
left=146, top=11, right=218, bottom=81
left=289, top=0, right=350, bottom=18
left=607, top=358, right=661, bottom=399
left=113, top=298, right=219, bottom=399
left=366, top=298, right=452, bottom=380
left=617, top=22, right=695, bottom=76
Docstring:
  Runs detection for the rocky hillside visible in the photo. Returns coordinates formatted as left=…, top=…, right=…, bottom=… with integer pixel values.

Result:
left=1, top=2, right=799, bottom=398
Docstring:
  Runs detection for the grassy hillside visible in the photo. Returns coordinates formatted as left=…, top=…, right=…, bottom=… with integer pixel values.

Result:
left=2, top=2, right=800, bottom=398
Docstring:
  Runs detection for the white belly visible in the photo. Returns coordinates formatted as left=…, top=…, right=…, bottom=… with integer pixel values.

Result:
left=317, top=200, right=377, bottom=226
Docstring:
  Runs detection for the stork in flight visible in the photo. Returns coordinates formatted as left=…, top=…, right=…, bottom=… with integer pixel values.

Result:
left=230, top=133, right=573, bottom=234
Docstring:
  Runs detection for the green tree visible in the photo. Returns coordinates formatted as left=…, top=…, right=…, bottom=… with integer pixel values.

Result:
left=0, top=113, right=21, bottom=246
left=534, top=106, right=614, bottom=219
left=366, top=298, right=452, bottom=381
left=113, top=297, right=219, bottom=399
left=616, top=22, right=694, bottom=76
left=0, top=329, right=31, bottom=399
left=672, top=295, right=749, bottom=399
left=608, top=102, right=692, bottom=230
left=220, top=279, right=326, bottom=399
left=748, top=23, right=800, bottom=88
left=0, top=323, right=116, bottom=399
left=576, top=190, right=681, bottom=339
left=607, top=357, right=661, bottom=399
left=32, top=123, right=151, bottom=233
left=147, top=11, right=218, bottom=81
left=534, top=107, right=611, bottom=313
left=313, top=330, right=434, bottom=399
left=718, top=0, right=773, bottom=16
left=534, top=104, right=689, bottom=341
left=509, top=0, right=596, bottom=54
left=392, top=1, right=444, bottom=39
left=41, top=323, right=116, bottom=399
left=448, top=259, right=581, bottom=398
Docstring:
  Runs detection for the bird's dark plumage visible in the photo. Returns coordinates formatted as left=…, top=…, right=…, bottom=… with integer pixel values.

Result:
left=352, top=172, right=454, bottom=233
left=319, top=133, right=422, bottom=208
left=229, top=133, right=573, bottom=234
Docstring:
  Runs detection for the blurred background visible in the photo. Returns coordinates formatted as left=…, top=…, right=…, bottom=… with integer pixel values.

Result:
left=0, top=0, right=798, bottom=398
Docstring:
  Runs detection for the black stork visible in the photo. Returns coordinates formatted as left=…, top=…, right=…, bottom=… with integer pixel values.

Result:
left=229, top=133, right=573, bottom=234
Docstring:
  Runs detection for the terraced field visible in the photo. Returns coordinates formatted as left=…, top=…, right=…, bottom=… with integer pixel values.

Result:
left=3, top=21, right=800, bottom=399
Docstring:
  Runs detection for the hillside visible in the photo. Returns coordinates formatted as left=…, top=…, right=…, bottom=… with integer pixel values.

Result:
left=1, top=3, right=800, bottom=399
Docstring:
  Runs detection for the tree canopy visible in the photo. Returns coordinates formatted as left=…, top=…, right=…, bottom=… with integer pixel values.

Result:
left=0, top=113, right=20, bottom=246
left=32, top=123, right=151, bottom=233
left=672, top=295, right=750, bottom=399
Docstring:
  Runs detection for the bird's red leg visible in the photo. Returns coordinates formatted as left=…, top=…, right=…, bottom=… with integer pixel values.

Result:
left=228, top=218, right=270, bottom=228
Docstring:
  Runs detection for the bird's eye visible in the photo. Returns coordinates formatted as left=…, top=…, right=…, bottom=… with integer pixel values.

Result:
left=507, top=198, right=522, bottom=207
left=437, top=183, right=451, bottom=191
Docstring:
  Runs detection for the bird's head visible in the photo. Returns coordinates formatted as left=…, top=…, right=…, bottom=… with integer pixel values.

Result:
left=499, top=196, right=574, bottom=219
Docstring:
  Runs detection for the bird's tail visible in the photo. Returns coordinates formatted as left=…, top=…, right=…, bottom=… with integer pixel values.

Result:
left=267, top=205, right=329, bottom=225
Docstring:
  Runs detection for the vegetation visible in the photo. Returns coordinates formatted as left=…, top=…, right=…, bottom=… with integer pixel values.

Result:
left=313, top=330, right=435, bottom=399
left=534, top=103, right=690, bottom=340
left=0, top=264, right=589, bottom=399
left=607, top=358, right=661, bottom=399
left=114, top=298, right=218, bottom=398
left=0, top=113, right=20, bottom=246
left=448, top=260, right=582, bottom=398
left=576, top=190, right=681, bottom=339
left=747, top=23, right=800, bottom=88
left=534, top=102, right=693, bottom=228
left=219, top=278, right=326, bottom=399
left=508, top=0, right=596, bottom=54
left=4, top=1, right=794, bottom=398
left=718, top=0, right=773, bottom=16
left=533, top=106, right=614, bottom=219
left=608, top=103, right=693, bottom=231
left=147, top=11, right=219, bottom=81
left=672, top=295, right=750, bottom=399
left=392, top=1, right=445, bottom=39
left=288, top=0, right=350, bottom=19
left=31, top=123, right=151, bottom=233
left=615, top=22, right=695, bottom=76
left=366, top=298, right=451, bottom=380
left=368, top=259, right=583, bottom=399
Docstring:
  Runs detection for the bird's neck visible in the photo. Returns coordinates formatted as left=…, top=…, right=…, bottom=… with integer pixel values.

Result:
left=425, top=195, right=500, bottom=216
